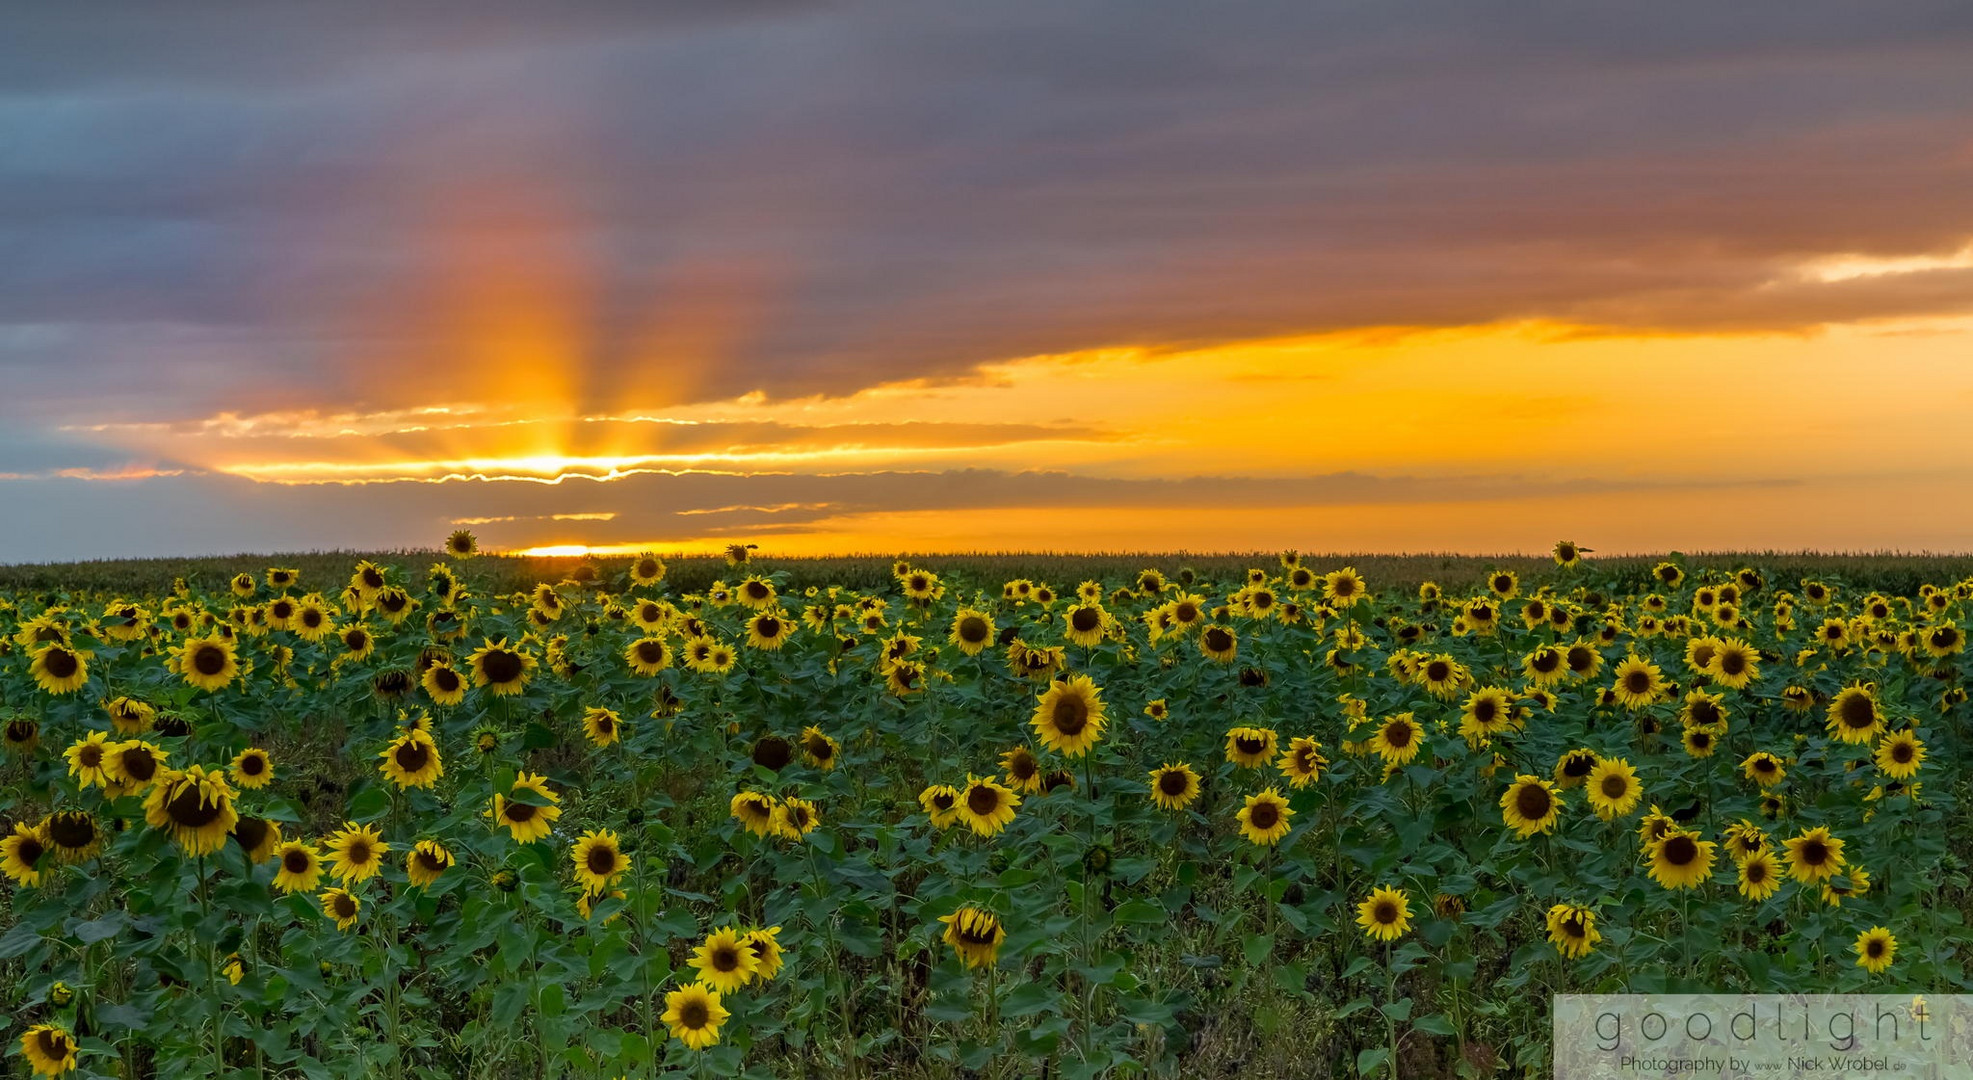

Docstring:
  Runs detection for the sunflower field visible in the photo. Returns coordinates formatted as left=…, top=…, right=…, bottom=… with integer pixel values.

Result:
left=3, top=542, right=1970, bottom=1079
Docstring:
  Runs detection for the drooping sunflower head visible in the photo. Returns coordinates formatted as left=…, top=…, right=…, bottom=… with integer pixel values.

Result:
left=19, top=1023, right=78, bottom=1077
left=1224, top=726, right=1279, bottom=768
left=43, top=810, right=105, bottom=864
left=939, top=906, right=1007, bottom=970
left=142, top=764, right=240, bottom=857
left=801, top=726, right=840, bottom=770
left=730, top=791, right=778, bottom=836
left=230, top=815, right=282, bottom=864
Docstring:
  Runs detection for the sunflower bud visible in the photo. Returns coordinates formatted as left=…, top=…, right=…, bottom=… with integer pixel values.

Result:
left=492, top=869, right=519, bottom=892
left=48, top=982, right=73, bottom=1007
left=1083, top=844, right=1112, bottom=876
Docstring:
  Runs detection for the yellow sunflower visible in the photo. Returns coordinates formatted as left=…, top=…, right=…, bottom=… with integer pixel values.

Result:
left=377, top=728, right=444, bottom=788
left=956, top=775, right=1020, bottom=837
left=731, top=791, right=779, bottom=837
left=19, top=1024, right=78, bottom=1078
left=324, top=822, right=389, bottom=884
left=940, top=906, right=1007, bottom=970
left=175, top=634, right=240, bottom=692
left=744, top=609, right=792, bottom=651
left=1237, top=788, right=1294, bottom=847
left=1198, top=624, right=1239, bottom=663
left=230, top=747, right=274, bottom=789
left=572, top=829, right=630, bottom=893
left=43, top=811, right=106, bottom=864
left=628, top=552, right=666, bottom=586
left=28, top=643, right=90, bottom=696
left=467, top=638, right=537, bottom=696
left=1147, top=763, right=1201, bottom=811
left=1826, top=684, right=1885, bottom=744
left=1584, top=758, right=1642, bottom=820
left=662, top=982, right=731, bottom=1051
left=1278, top=737, right=1328, bottom=789
left=1224, top=726, right=1278, bottom=769
left=143, top=765, right=239, bottom=857
left=1855, top=927, right=1897, bottom=974
left=272, top=841, right=323, bottom=894
left=1646, top=830, right=1716, bottom=890
left=421, top=662, right=468, bottom=707
left=64, top=731, right=115, bottom=789
left=406, top=840, right=454, bottom=888
left=1783, top=826, right=1846, bottom=884
left=1369, top=713, right=1424, bottom=766
left=1609, top=655, right=1664, bottom=709
left=1500, top=775, right=1563, bottom=838
left=1875, top=731, right=1926, bottom=780
left=320, top=887, right=361, bottom=931
left=690, top=926, right=761, bottom=992
left=1, top=821, right=49, bottom=887
left=802, top=726, right=841, bottom=771
left=491, top=772, right=563, bottom=843
left=1030, top=675, right=1107, bottom=757
left=743, top=925, right=786, bottom=980
left=1736, top=850, right=1782, bottom=901
left=771, top=796, right=819, bottom=842
left=1545, top=903, right=1600, bottom=959
left=1356, top=885, right=1412, bottom=942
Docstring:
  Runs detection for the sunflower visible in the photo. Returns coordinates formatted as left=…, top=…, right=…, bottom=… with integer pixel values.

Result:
left=1224, top=726, right=1278, bottom=769
left=1237, top=788, right=1294, bottom=847
left=29, top=643, right=89, bottom=696
left=175, top=634, right=240, bottom=692
left=744, top=610, right=792, bottom=650
left=1875, top=731, right=1926, bottom=780
left=1146, top=763, right=1201, bottom=811
left=1681, top=727, right=1720, bottom=758
left=771, top=796, right=819, bottom=841
left=802, top=726, right=841, bottom=770
left=231, top=816, right=281, bottom=863
left=1521, top=646, right=1567, bottom=687
left=1585, top=758, right=1642, bottom=820
left=491, top=772, right=563, bottom=843
left=742, top=925, right=786, bottom=980
left=467, top=638, right=538, bottom=696
left=1826, top=684, right=1885, bottom=744
left=1783, top=826, right=1846, bottom=884
left=325, top=822, right=389, bottom=884
left=688, top=926, right=761, bottom=993
left=1545, top=903, right=1599, bottom=959
left=1278, top=737, right=1328, bottom=788
left=939, top=906, right=1007, bottom=970
left=1, top=822, right=49, bottom=886
left=1822, top=867, right=1871, bottom=907
left=339, top=624, right=376, bottom=663
left=1735, top=849, right=1782, bottom=900
left=1059, top=602, right=1108, bottom=647
left=1500, top=775, right=1563, bottom=838
left=663, top=982, right=732, bottom=1051
left=1486, top=570, right=1519, bottom=600
left=403, top=840, right=454, bottom=888
left=377, top=728, right=444, bottom=789
left=230, top=747, right=274, bottom=789
left=320, top=887, right=361, bottom=931
left=1922, top=622, right=1964, bottom=658
left=572, top=828, right=630, bottom=893
left=998, top=746, right=1043, bottom=794
left=731, top=792, right=779, bottom=836
left=1647, top=830, right=1716, bottom=890
left=1356, top=886, right=1413, bottom=942
left=143, top=765, right=239, bottom=857
left=43, top=811, right=104, bottom=864
left=1197, top=624, right=1238, bottom=663
left=957, top=775, right=1020, bottom=837
left=1855, top=927, right=1897, bottom=974
left=1740, top=752, right=1786, bottom=788
left=63, top=731, right=114, bottom=789
left=103, top=695, right=155, bottom=734
left=1418, top=655, right=1468, bottom=698
left=1462, top=688, right=1520, bottom=742
left=1324, top=568, right=1367, bottom=607
left=1369, top=713, right=1425, bottom=766
left=1707, top=637, right=1761, bottom=689
left=19, top=1023, right=77, bottom=1078
left=628, top=552, right=666, bottom=586
left=1030, top=675, right=1107, bottom=757
left=1553, top=748, right=1598, bottom=790
left=407, top=661, right=465, bottom=710
left=1553, top=539, right=1583, bottom=567
left=272, top=841, right=324, bottom=894
left=581, top=707, right=623, bottom=748
left=1609, top=655, right=1665, bottom=709
left=947, top=608, right=996, bottom=656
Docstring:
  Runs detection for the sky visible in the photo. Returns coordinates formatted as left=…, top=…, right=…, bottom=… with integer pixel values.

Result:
left=3, top=0, right=1972, bottom=561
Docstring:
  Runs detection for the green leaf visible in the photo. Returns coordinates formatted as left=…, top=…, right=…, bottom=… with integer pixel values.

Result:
left=1356, top=1047, right=1392, bottom=1076
left=999, top=980, right=1057, bottom=1019
left=1112, top=899, right=1167, bottom=925
left=1412, top=1013, right=1456, bottom=1037
left=69, top=913, right=127, bottom=945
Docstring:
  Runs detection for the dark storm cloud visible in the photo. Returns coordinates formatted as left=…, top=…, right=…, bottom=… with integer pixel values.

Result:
left=4, top=0, right=1973, bottom=446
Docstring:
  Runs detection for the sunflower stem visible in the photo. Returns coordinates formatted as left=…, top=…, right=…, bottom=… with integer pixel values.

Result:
left=197, top=852, right=225, bottom=1079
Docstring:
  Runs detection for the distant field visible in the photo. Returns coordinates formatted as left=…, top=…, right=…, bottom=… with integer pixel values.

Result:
left=4, top=549, right=1972, bottom=596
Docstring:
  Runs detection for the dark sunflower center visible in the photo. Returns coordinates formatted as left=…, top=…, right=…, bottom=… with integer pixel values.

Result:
left=681, top=1001, right=710, bottom=1028
left=1800, top=840, right=1829, bottom=865
left=505, top=802, right=538, bottom=822
left=1052, top=695, right=1089, bottom=736
left=637, top=559, right=658, bottom=578
left=433, top=668, right=462, bottom=692
left=1333, top=578, right=1356, bottom=596
left=120, top=748, right=158, bottom=780
left=755, top=617, right=781, bottom=638
left=166, top=786, right=227, bottom=828
left=1426, top=661, right=1451, bottom=682
left=417, top=849, right=447, bottom=871
left=1515, top=784, right=1552, bottom=820
left=1719, top=652, right=1746, bottom=675
left=363, top=569, right=384, bottom=588
left=232, top=818, right=268, bottom=850
left=1840, top=694, right=1877, bottom=728
left=1373, top=901, right=1397, bottom=924
left=50, top=813, right=97, bottom=848
left=1867, top=939, right=1885, bottom=958
left=1691, top=701, right=1721, bottom=725
left=76, top=743, right=104, bottom=768
left=192, top=645, right=227, bottom=676
left=35, top=1029, right=69, bottom=1058
left=1567, top=647, right=1595, bottom=672
left=958, top=616, right=989, bottom=643
left=1204, top=628, right=1233, bottom=652
left=1746, top=861, right=1768, bottom=882
left=753, top=737, right=793, bottom=770
left=586, top=846, right=618, bottom=875
left=1600, top=774, right=1629, bottom=798
left=393, top=742, right=430, bottom=773
left=240, top=753, right=265, bottom=775
left=1532, top=651, right=1560, bottom=673
left=1071, top=608, right=1101, bottom=632
left=1159, top=771, right=1189, bottom=796
left=283, top=849, right=312, bottom=873
left=1474, top=700, right=1498, bottom=723
left=967, top=786, right=1002, bottom=816
left=43, top=649, right=80, bottom=678
left=636, top=641, right=665, bottom=664
left=334, top=894, right=357, bottom=917
left=481, top=650, right=524, bottom=683
left=1663, top=836, right=1698, bottom=865
left=1624, top=671, right=1651, bottom=694
left=1564, top=755, right=1594, bottom=778
left=1248, top=802, right=1280, bottom=829
left=1382, top=722, right=1413, bottom=749
left=1175, top=602, right=1199, bottom=622
left=1892, top=741, right=1914, bottom=763
left=931, top=792, right=955, bottom=811
left=1007, top=753, right=1035, bottom=778
left=345, top=840, right=372, bottom=865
